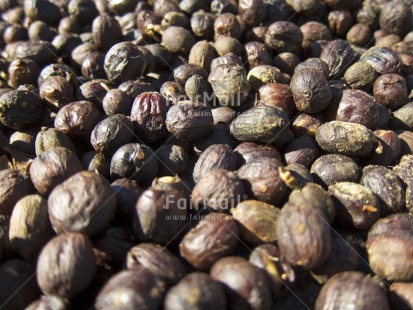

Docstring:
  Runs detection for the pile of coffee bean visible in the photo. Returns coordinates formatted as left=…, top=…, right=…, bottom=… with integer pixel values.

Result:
left=0, top=0, right=412, bottom=309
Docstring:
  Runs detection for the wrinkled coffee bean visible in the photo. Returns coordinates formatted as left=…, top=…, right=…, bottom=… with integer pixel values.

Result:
left=276, top=202, right=332, bottom=269
left=37, top=233, right=96, bottom=298
left=238, top=157, right=288, bottom=206
left=232, top=200, right=280, bottom=245
left=48, top=171, right=117, bottom=236
left=91, top=114, right=134, bottom=155
left=179, top=213, right=239, bottom=270
left=192, top=169, right=244, bottom=212
left=367, top=214, right=413, bottom=282
left=329, top=182, right=380, bottom=230
left=164, top=272, right=227, bottom=310
left=193, top=144, right=237, bottom=183
left=315, top=272, right=390, bottom=310
left=211, top=256, right=272, bottom=310
left=133, top=187, right=187, bottom=244
left=316, top=121, right=377, bottom=157
left=30, top=147, right=82, bottom=196
left=127, top=243, right=187, bottom=286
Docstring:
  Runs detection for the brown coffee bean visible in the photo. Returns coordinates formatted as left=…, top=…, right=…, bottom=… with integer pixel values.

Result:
left=133, top=188, right=187, bottom=244
left=289, top=182, right=336, bottom=223
left=230, top=105, right=294, bottom=147
left=95, top=267, right=166, bottom=309
left=367, top=214, right=413, bottom=281
left=164, top=272, right=227, bottom=310
left=276, top=202, right=332, bottom=269
left=0, top=90, right=44, bottom=130
left=9, top=194, right=54, bottom=262
left=37, top=233, right=96, bottom=298
left=232, top=200, right=280, bottom=245
left=35, top=127, right=76, bottom=156
left=54, top=101, right=100, bottom=138
left=193, top=144, right=237, bottom=183
left=0, top=169, right=34, bottom=215
left=311, top=154, right=361, bottom=187
left=290, top=68, right=332, bottom=114
left=179, top=213, right=239, bottom=270
left=110, top=143, right=158, bottom=183
left=336, top=89, right=390, bottom=130
left=30, top=147, right=82, bottom=196
left=210, top=256, right=272, bottom=310
left=48, top=171, right=117, bottom=236
left=329, top=182, right=380, bottom=230
left=166, top=101, right=213, bottom=141
left=361, top=165, right=406, bottom=215
left=130, top=92, right=167, bottom=143
left=315, top=121, right=377, bottom=157
left=238, top=157, right=288, bottom=205
left=127, top=243, right=187, bottom=286
left=90, top=114, right=134, bottom=155
left=192, top=169, right=244, bottom=212
left=315, top=272, right=390, bottom=310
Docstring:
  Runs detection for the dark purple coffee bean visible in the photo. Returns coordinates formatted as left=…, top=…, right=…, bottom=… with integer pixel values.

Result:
left=320, top=39, right=358, bottom=79
left=104, top=42, right=147, bottom=84
left=130, top=92, right=167, bottom=143
left=110, top=143, right=158, bottom=183
left=0, top=90, right=44, bottom=130
left=91, top=115, right=134, bottom=155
